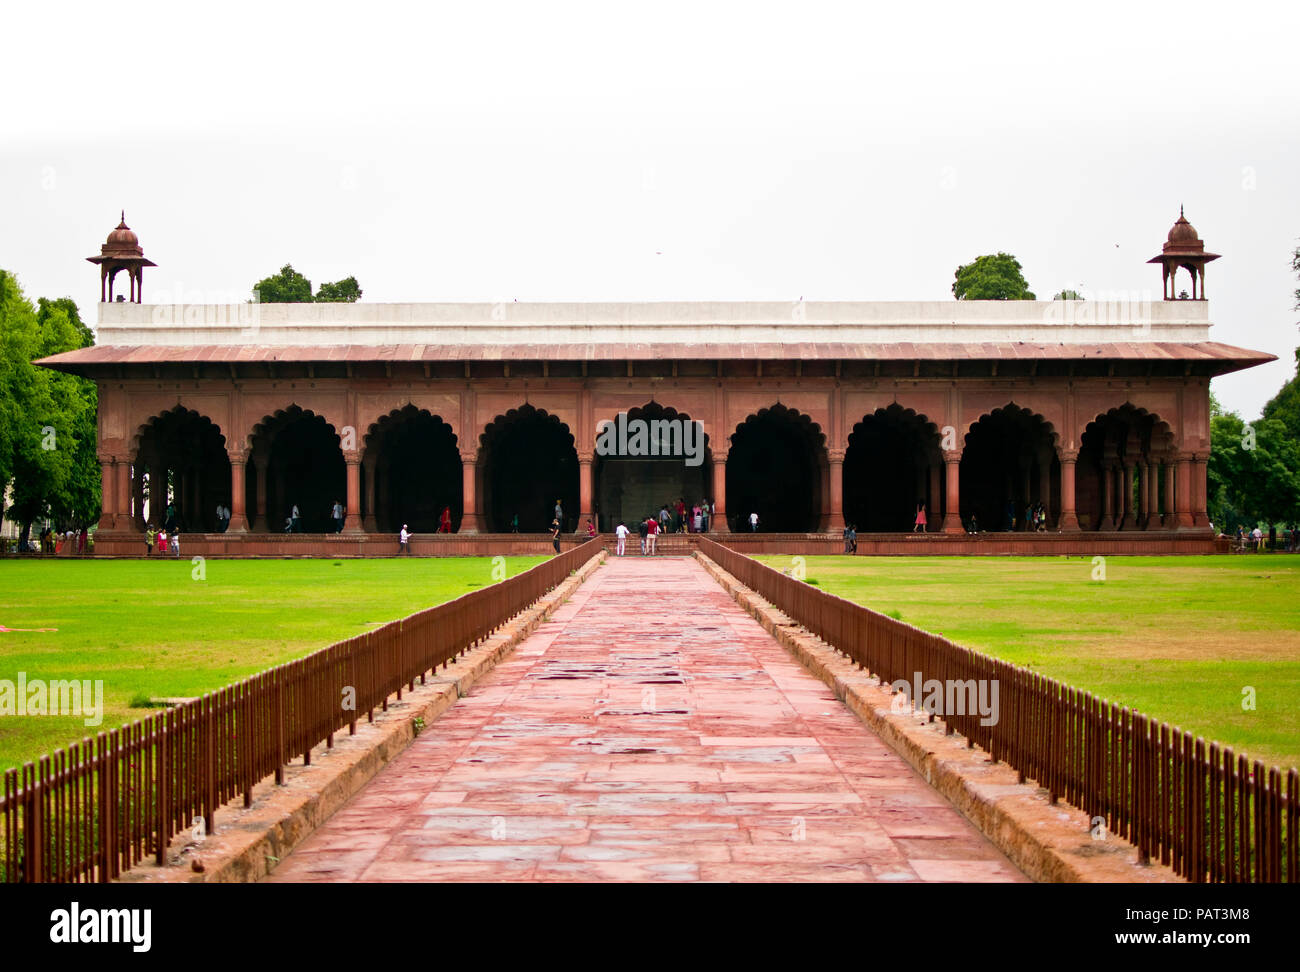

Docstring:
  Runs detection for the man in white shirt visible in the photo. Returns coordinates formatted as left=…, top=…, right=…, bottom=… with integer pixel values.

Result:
left=614, top=521, right=629, bottom=556
left=399, top=524, right=411, bottom=554
left=749, top=511, right=759, bottom=532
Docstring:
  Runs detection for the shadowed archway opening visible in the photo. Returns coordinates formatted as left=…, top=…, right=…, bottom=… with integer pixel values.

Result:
left=480, top=405, right=578, bottom=532
left=726, top=405, right=824, bottom=532
left=135, top=407, right=230, bottom=532
left=364, top=407, right=461, bottom=533
left=844, top=405, right=943, bottom=532
left=593, top=402, right=711, bottom=533
left=960, top=405, right=1058, bottom=532
left=249, top=406, right=345, bottom=533
left=1078, top=405, right=1174, bottom=531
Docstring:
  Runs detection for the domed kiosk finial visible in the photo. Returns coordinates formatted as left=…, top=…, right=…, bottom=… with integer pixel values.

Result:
left=1148, top=208, right=1219, bottom=301
left=86, top=211, right=156, bottom=303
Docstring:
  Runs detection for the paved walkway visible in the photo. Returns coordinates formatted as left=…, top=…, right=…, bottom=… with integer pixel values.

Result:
left=268, top=556, right=1025, bottom=882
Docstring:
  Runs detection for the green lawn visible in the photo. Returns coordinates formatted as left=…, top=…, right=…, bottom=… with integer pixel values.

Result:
left=0, top=557, right=547, bottom=770
left=758, top=555, right=1300, bottom=771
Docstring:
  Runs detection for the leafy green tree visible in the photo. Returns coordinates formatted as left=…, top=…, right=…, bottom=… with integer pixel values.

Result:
left=252, top=264, right=313, bottom=303
left=0, top=273, right=99, bottom=544
left=1261, top=347, right=1300, bottom=443
left=1208, top=408, right=1300, bottom=534
left=252, top=266, right=362, bottom=303
left=952, top=253, right=1036, bottom=300
left=315, top=275, right=362, bottom=302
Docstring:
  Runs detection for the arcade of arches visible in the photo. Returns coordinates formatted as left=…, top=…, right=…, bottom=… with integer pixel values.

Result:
left=104, top=399, right=1212, bottom=535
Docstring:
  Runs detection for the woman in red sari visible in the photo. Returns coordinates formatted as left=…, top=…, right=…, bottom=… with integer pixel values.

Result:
left=439, top=506, right=452, bottom=533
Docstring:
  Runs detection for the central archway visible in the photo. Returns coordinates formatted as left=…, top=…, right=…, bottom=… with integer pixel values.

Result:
left=480, top=405, right=578, bottom=532
left=593, top=402, right=711, bottom=533
left=726, top=404, right=825, bottom=532
left=134, top=407, right=230, bottom=531
left=843, top=404, right=943, bottom=532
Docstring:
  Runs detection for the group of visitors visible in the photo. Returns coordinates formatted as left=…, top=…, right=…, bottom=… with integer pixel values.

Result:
left=212, top=502, right=233, bottom=532
left=144, top=525, right=181, bottom=557
left=37, top=526, right=89, bottom=554
left=1231, top=523, right=1300, bottom=553
left=842, top=523, right=858, bottom=553
left=611, top=513, right=662, bottom=556
left=660, top=498, right=713, bottom=533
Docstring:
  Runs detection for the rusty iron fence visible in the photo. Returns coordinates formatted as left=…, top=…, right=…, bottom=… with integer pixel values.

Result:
left=697, top=538, right=1297, bottom=883
left=0, top=539, right=602, bottom=883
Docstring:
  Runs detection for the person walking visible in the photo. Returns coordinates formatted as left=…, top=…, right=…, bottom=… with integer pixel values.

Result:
left=399, top=524, right=411, bottom=555
left=290, top=503, right=301, bottom=533
left=510, top=513, right=519, bottom=533
left=146, top=526, right=156, bottom=555
left=638, top=515, right=649, bottom=555
left=645, top=513, right=659, bottom=555
left=554, top=500, right=564, bottom=532
left=749, top=511, right=759, bottom=532
left=700, top=499, right=710, bottom=533
left=550, top=518, right=561, bottom=554
left=614, top=521, right=629, bottom=556
left=439, top=506, right=452, bottom=534
left=848, top=523, right=857, bottom=554
left=659, top=505, right=671, bottom=534
left=692, top=504, right=702, bottom=533
left=332, top=499, right=344, bottom=534
left=170, top=529, right=180, bottom=558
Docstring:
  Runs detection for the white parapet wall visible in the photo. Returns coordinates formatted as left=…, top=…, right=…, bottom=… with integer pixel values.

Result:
left=94, top=299, right=1213, bottom=348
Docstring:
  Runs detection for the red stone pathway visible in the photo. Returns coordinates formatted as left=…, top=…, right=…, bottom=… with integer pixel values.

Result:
left=267, top=556, right=1026, bottom=882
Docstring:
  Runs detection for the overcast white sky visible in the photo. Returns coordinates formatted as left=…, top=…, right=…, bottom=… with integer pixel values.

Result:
left=2, top=1, right=1297, bottom=417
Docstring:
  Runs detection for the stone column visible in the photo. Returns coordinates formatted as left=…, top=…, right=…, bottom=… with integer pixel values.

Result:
left=1137, top=462, right=1149, bottom=529
left=97, top=457, right=116, bottom=530
left=711, top=457, right=729, bottom=533
left=254, top=455, right=268, bottom=532
left=343, top=453, right=363, bottom=533
left=942, top=454, right=963, bottom=533
left=1058, top=453, right=1080, bottom=531
left=578, top=455, right=593, bottom=534
left=826, top=451, right=845, bottom=533
left=228, top=452, right=249, bottom=533
left=460, top=454, right=483, bottom=533
left=1174, top=454, right=1194, bottom=528
left=1191, top=453, right=1209, bottom=527
left=1099, top=462, right=1115, bottom=531
left=1163, top=459, right=1177, bottom=530
left=362, top=455, right=378, bottom=532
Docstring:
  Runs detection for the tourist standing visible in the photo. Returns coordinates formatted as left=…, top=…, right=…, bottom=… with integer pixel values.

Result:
left=749, top=511, right=759, bottom=532
left=646, top=513, right=659, bottom=555
left=614, top=521, right=629, bottom=556
left=170, top=529, right=180, bottom=558
left=914, top=503, right=927, bottom=533
left=146, top=526, right=156, bottom=555
left=332, top=499, right=345, bottom=534
left=659, top=505, right=671, bottom=534
left=700, top=499, right=710, bottom=533
left=848, top=523, right=857, bottom=554
left=440, top=506, right=452, bottom=533
left=550, top=519, right=561, bottom=554
left=554, top=500, right=563, bottom=532
left=291, top=503, right=301, bottom=533
left=399, top=523, right=411, bottom=554
left=638, top=515, right=649, bottom=554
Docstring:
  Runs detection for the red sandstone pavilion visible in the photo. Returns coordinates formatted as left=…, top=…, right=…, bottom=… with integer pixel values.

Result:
left=37, top=212, right=1274, bottom=556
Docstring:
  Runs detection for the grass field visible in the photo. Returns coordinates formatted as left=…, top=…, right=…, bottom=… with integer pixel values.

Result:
left=0, top=557, right=547, bottom=771
left=757, top=554, right=1300, bottom=770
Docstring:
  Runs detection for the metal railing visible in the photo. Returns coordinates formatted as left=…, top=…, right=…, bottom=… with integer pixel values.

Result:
left=0, top=539, right=602, bottom=883
left=697, top=538, right=1297, bottom=883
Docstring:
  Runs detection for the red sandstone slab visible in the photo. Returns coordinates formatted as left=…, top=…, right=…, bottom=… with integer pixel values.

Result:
left=267, top=558, right=1022, bottom=884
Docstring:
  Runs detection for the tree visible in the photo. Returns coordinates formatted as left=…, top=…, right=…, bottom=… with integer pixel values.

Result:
left=315, top=275, right=362, bottom=302
left=0, top=272, right=99, bottom=544
left=1053, top=289, right=1084, bottom=300
left=252, top=266, right=362, bottom=303
left=952, top=253, right=1035, bottom=300
left=1208, top=407, right=1300, bottom=534
left=1261, top=347, right=1300, bottom=443
left=252, top=264, right=313, bottom=303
